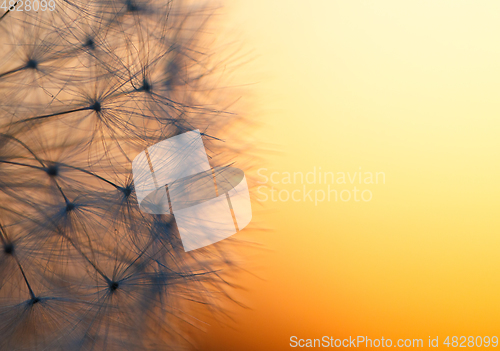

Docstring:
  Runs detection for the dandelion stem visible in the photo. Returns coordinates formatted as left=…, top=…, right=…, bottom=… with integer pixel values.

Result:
left=0, top=158, right=120, bottom=190
left=57, top=163, right=120, bottom=189
left=0, top=220, right=37, bottom=300
left=0, top=66, right=25, bottom=79
left=13, top=107, right=92, bottom=125
left=15, top=257, right=37, bottom=300
left=55, top=181, right=70, bottom=203
left=0, top=160, right=45, bottom=171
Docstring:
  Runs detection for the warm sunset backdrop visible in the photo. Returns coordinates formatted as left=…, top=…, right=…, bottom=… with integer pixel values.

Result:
left=197, top=1, right=500, bottom=349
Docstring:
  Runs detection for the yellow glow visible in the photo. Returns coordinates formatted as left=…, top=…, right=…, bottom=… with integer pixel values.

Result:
left=199, top=1, right=500, bottom=349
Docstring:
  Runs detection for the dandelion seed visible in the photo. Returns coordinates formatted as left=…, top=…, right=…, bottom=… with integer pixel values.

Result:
left=0, top=0, right=249, bottom=349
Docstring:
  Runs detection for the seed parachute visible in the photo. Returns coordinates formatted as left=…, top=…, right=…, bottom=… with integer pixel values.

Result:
left=0, top=0, right=247, bottom=349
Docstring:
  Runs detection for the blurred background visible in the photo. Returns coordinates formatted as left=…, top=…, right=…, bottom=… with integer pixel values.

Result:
left=196, top=0, right=500, bottom=350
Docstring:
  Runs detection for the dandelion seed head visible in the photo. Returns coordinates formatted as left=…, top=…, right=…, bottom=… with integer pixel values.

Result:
left=0, top=0, right=250, bottom=349
left=109, top=280, right=120, bottom=291
left=83, top=37, right=95, bottom=49
left=45, top=165, right=59, bottom=176
left=3, top=243, right=14, bottom=255
left=90, top=100, right=102, bottom=112
left=120, top=185, right=133, bottom=197
left=25, top=58, right=38, bottom=69
left=140, top=79, right=152, bottom=92
left=126, top=0, right=139, bottom=12
left=65, top=202, right=75, bottom=212
left=28, top=296, right=41, bottom=305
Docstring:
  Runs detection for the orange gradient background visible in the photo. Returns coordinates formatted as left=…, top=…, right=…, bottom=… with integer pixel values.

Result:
left=198, top=1, right=500, bottom=349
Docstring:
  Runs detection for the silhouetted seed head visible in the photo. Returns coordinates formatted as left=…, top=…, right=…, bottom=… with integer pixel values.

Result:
left=46, top=165, right=59, bottom=176
left=126, top=0, right=138, bottom=12
left=141, top=80, right=151, bottom=92
left=121, top=186, right=132, bottom=197
left=90, top=101, right=101, bottom=112
left=29, top=296, right=41, bottom=305
left=26, top=59, right=38, bottom=69
left=109, top=281, right=119, bottom=291
left=84, top=38, right=95, bottom=50
left=3, top=243, right=14, bottom=255
left=0, top=2, right=239, bottom=349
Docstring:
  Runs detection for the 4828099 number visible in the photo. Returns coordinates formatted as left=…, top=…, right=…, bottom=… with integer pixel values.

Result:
left=1, top=0, right=56, bottom=12
left=444, top=336, right=498, bottom=348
